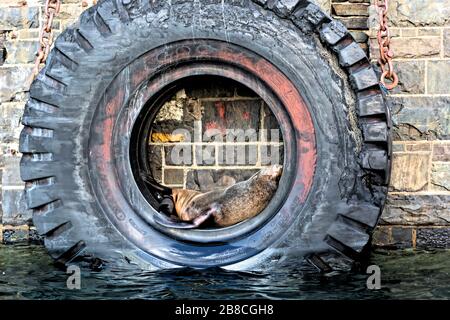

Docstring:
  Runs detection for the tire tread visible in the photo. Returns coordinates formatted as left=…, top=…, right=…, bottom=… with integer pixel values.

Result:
left=21, top=0, right=392, bottom=271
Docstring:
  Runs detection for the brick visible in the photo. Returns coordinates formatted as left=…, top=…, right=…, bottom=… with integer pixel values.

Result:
left=163, top=169, right=184, bottom=185
left=417, top=28, right=441, bottom=36
left=151, top=133, right=185, bottom=143
left=372, top=226, right=414, bottom=248
left=218, top=145, right=258, bottom=166
left=336, top=16, right=367, bottom=30
left=391, top=60, right=425, bottom=94
left=390, top=37, right=441, bottom=58
left=387, top=0, right=450, bottom=27
left=332, top=3, right=368, bottom=16
left=164, top=145, right=192, bottom=166
left=445, top=29, right=450, bottom=58
left=390, top=153, right=430, bottom=192
left=0, top=66, right=32, bottom=102
left=260, top=144, right=284, bottom=166
left=0, top=102, right=25, bottom=143
left=392, top=142, right=405, bottom=152
left=372, top=226, right=391, bottom=247
left=0, top=1, right=34, bottom=6
left=391, top=227, right=413, bottom=248
left=427, top=60, right=450, bottom=94
left=195, top=144, right=215, bottom=166
left=382, top=194, right=450, bottom=226
left=390, top=97, right=450, bottom=140
left=405, top=142, right=431, bottom=151
left=431, top=162, right=450, bottom=191
left=52, top=4, right=84, bottom=22
left=401, top=29, right=417, bottom=37
left=432, top=142, right=450, bottom=161
left=0, top=6, right=39, bottom=30
left=4, top=40, right=36, bottom=64
left=314, top=0, right=332, bottom=14
left=151, top=122, right=194, bottom=143
left=13, top=28, right=40, bottom=40
left=1, top=189, right=29, bottom=225
left=367, top=28, right=400, bottom=38
left=1, top=156, right=22, bottom=186
left=416, top=228, right=450, bottom=249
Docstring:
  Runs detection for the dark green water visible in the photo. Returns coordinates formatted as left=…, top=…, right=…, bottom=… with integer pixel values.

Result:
left=0, top=244, right=448, bottom=300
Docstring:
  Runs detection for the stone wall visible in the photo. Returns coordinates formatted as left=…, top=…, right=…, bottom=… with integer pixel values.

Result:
left=0, top=0, right=448, bottom=248
left=367, top=0, right=450, bottom=249
left=331, top=0, right=370, bottom=54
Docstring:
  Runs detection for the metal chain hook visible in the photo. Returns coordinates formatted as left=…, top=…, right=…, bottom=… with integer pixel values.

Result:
left=376, top=0, right=398, bottom=90
left=31, top=0, right=61, bottom=81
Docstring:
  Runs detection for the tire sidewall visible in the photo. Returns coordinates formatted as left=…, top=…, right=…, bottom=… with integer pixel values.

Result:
left=34, top=0, right=369, bottom=268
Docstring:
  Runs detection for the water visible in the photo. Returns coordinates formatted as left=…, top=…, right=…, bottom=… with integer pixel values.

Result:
left=0, top=244, right=448, bottom=300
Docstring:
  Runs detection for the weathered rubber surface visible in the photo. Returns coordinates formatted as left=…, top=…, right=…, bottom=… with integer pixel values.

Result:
left=20, top=0, right=391, bottom=271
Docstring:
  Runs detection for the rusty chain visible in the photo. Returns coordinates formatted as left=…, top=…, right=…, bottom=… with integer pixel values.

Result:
left=31, top=0, right=61, bottom=80
left=376, top=0, right=398, bottom=90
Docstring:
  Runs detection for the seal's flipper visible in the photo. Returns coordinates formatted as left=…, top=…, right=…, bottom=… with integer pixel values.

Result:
left=158, top=196, right=175, bottom=215
left=153, top=206, right=219, bottom=229
left=191, top=208, right=216, bottom=227
left=153, top=211, right=200, bottom=229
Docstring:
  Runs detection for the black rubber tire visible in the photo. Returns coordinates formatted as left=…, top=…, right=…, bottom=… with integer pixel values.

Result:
left=20, top=0, right=391, bottom=272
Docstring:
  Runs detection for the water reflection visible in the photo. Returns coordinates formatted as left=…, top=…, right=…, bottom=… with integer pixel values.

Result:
left=0, top=244, right=448, bottom=300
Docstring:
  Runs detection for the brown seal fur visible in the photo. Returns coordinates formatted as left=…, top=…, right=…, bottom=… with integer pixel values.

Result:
left=171, top=165, right=282, bottom=227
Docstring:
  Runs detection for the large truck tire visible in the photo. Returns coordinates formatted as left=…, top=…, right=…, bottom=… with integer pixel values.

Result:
left=19, top=0, right=391, bottom=272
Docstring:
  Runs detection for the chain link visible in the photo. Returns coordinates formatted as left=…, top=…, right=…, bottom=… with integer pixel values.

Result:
left=376, top=0, right=398, bottom=90
left=31, top=0, right=61, bottom=80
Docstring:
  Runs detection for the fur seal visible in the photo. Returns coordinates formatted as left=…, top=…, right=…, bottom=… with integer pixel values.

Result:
left=152, top=165, right=283, bottom=229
